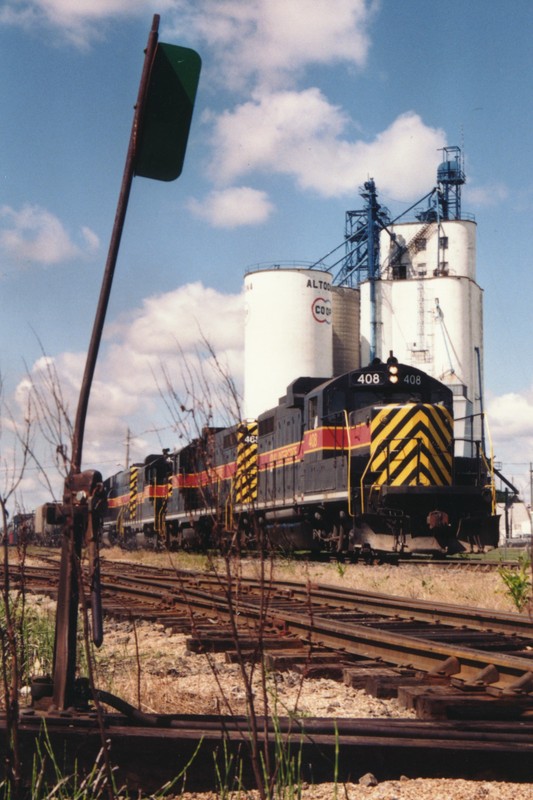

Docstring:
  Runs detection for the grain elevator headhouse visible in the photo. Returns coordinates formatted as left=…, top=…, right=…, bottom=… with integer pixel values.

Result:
left=342, top=147, right=484, bottom=458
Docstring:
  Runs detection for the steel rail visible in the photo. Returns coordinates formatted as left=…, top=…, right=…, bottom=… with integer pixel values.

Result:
left=5, top=559, right=533, bottom=692
left=183, top=585, right=532, bottom=685
left=8, top=558, right=533, bottom=643
left=92, top=568, right=533, bottom=692
left=94, top=562, right=533, bottom=639
left=5, top=713, right=533, bottom=790
left=193, top=591, right=533, bottom=691
left=221, top=578, right=533, bottom=638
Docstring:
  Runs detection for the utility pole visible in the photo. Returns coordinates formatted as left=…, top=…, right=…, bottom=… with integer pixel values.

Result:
left=125, top=427, right=131, bottom=470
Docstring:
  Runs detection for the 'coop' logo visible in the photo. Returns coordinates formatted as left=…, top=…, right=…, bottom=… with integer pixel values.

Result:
left=312, top=297, right=332, bottom=324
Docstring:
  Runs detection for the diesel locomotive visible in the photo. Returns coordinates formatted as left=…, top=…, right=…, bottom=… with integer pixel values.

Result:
left=102, top=356, right=500, bottom=557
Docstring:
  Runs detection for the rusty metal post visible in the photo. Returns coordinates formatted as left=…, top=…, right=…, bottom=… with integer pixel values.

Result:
left=52, top=474, right=93, bottom=709
left=51, top=16, right=160, bottom=711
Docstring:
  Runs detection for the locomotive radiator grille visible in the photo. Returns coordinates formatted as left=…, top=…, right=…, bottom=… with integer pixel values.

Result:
left=234, top=421, right=258, bottom=504
left=369, top=403, right=452, bottom=487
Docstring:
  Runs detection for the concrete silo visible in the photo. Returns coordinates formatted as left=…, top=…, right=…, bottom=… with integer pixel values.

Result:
left=356, top=149, right=485, bottom=456
left=360, top=218, right=483, bottom=454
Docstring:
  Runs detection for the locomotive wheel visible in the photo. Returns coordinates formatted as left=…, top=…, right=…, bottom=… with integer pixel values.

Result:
left=334, top=524, right=346, bottom=553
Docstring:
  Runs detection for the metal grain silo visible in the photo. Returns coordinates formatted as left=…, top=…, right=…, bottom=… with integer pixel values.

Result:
left=243, top=266, right=333, bottom=419
left=331, top=285, right=360, bottom=376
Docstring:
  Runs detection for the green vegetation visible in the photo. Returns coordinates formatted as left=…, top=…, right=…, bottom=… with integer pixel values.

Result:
left=447, top=546, right=530, bottom=563
left=498, top=554, right=532, bottom=612
left=0, top=597, right=55, bottom=689
left=0, top=723, right=200, bottom=799
left=335, top=560, right=347, bottom=578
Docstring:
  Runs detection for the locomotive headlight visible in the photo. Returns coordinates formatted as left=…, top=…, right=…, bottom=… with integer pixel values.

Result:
left=389, top=374, right=399, bottom=384
left=388, top=364, right=399, bottom=383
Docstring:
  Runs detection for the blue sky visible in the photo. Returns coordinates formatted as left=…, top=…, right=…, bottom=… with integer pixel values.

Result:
left=1, top=0, right=532, bottom=508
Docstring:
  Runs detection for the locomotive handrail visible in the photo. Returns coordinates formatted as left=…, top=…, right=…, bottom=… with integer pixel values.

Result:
left=359, top=457, right=373, bottom=514
left=484, top=412, right=497, bottom=514
left=225, top=483, right=233, bottom=530
left=453, top=410, right=491, bottom=464
left=479, top=413, right=497, bottom=514
left=480, top=454, right=497, bottom=514
left=453, top=430, right=496, bottom=508
left=117, top=507, right=125, bottom=543
left=343, top=410, right=354, bottom=517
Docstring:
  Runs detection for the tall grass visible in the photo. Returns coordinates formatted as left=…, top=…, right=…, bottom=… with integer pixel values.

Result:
left=2, top=600, right=55, bottom=686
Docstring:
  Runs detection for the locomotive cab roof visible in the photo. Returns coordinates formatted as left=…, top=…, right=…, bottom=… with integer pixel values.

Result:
left=279, top=376, right=329, bottom=409
left=304, top=360, right=454, bottom=423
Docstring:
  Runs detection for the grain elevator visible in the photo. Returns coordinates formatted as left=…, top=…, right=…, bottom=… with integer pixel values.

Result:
left=243, top=147, right=485, bottom=460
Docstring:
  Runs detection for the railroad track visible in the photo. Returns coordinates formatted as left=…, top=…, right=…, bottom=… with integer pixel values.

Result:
left=10, top=557, right=533, bottom=702
left=2, top=554, right=533, bottom=790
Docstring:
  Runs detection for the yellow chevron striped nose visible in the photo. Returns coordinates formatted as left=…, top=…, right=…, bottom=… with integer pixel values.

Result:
left=235, top=421, right=259, bottom=503
left=129, top=466, right=138, bottom=518
left=370, top=404, right=453, bottom=486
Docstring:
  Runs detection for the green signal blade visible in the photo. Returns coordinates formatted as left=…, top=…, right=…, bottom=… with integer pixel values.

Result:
left=135, top=43, right=201, bottom=182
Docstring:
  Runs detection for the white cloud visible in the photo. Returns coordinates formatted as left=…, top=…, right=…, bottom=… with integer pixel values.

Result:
left=208, top=88, right=347, bottom=186
left=2, top=1, right=440, bottom=209
left=465, top=183, right=510, bottom=207
left=32, top=283, right=244, bottom=409
left=81, top=226, right=101, bottom=253
left=0, top=0, right=166, bottom=47
left=107, top=282, right=244, bottom=354
left=487, top=391, right=533, bottom=440
left=11, top=282, right=244, bottom=496
left=1, top=0, right=375, bottom=67
left=0, top=205, right=99, bottom=267
left=187, top=187, right=274, bottom=228
left=176, top=1, right=442, bottom=208
left=15, top=351, right=84, bottom=420
left=209, top=95, right=446, bottom=199
left=486, top=389, right=533, bottom=498
left=167, top=2, right=443, bottom=207
left=168, top=0, right=375, bottom=90
left=96, top=283, right=244, bottom=454
left=39, top=0, right=159, bottom=19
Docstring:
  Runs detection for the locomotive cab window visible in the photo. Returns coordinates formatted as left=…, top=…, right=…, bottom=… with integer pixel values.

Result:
left=307, top=396, right=319, bottom=429
left=324, top=388, right=346, bottom=421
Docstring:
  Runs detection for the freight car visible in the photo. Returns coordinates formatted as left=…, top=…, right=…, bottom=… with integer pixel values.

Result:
left=3, top=512, right=34, bottom=546
left=102, top=356, right=500, bottom=557
left=3, top=503, right=62, bottom=547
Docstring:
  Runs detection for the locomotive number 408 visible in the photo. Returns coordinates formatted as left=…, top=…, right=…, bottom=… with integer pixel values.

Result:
left=356, top=372, right=422, bottom=385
